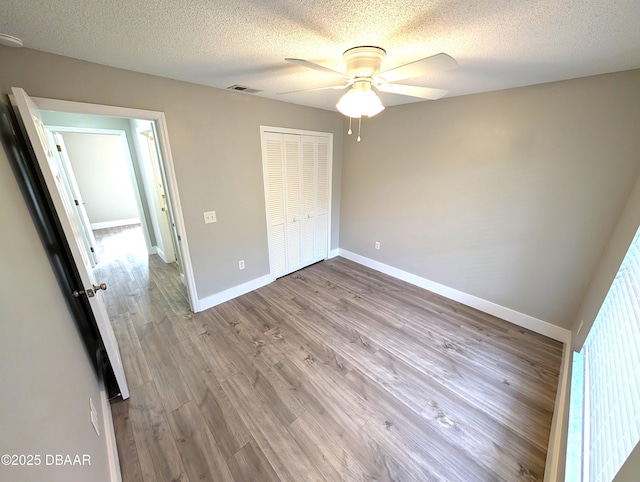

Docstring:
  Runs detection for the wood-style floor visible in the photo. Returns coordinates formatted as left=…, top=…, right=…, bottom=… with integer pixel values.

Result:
left=98, top=225, right=563, bottom=482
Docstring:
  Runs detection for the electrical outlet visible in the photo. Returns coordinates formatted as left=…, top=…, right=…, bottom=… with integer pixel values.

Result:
left=375, top=241, right=380, bottom=250
left=239, top=260, right=245, bottom=270
left=89, top=397, right=100, bottom=436
left=203, top=210, right=217, bottom=224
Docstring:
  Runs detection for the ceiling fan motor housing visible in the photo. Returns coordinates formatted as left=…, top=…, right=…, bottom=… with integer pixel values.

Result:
left=342, top=46, right=386, bottom=78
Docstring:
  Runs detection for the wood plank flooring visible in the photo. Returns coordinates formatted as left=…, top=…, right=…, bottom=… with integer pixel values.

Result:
left=98, top=225, right=563, bottom=481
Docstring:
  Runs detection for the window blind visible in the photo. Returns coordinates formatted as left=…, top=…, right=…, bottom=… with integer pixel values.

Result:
left=582, top=227, right=640, bottom=481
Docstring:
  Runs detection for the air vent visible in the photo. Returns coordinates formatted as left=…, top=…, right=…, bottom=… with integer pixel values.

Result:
left=226, top=84, right=262, bottom=94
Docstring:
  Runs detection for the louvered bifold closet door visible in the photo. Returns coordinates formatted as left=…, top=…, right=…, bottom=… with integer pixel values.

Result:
left=261, top=130, right=331, bottom=278
left=314, top=137, right=329, bottom=258
left=262, top=133, right=287, bottom=277
left=301, top=136, right=317, bottom=264
left=283, top=134, right=303, bottom=272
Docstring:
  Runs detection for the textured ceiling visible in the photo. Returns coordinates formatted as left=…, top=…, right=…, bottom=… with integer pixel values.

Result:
left=1, top=0, right=640, bottom=112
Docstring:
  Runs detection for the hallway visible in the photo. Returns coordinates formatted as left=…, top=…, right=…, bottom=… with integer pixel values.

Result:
left=93, top=224, right=189, bottom=320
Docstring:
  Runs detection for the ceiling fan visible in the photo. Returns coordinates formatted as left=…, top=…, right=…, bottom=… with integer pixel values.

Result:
left=281, top=46, right=457, bottom=116
left=281, top=46, right=457, bottom=140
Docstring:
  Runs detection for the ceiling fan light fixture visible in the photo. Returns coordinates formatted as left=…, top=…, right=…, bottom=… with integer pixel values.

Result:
left=0, top=33, right=24, bottom=48
left=336, top=81, right=385, bottom=118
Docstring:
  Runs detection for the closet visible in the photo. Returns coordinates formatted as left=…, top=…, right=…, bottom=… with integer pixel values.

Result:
left=260, top=129, right=332, bottom=278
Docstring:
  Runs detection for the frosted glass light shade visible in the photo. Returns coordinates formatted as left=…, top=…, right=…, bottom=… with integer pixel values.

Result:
left=336, top=81, right=385, bottom=118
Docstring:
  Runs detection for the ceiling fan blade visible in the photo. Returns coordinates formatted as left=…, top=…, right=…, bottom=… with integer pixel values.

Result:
left=376, top=53, right=457, bottom=83
left=277, top=83, right=352, bottom=95
left=377, top=83, right=448, bottom=100
left=285, top=58, right=350, bottom=80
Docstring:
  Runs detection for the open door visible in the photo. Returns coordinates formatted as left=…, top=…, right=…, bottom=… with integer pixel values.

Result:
left=137, top=128, right=177, bottom=264
left=150, top=123, right=187, bottom=283
left=48, top=131, right=100, bottom=267
left=11, top=87, right=129, bottom=400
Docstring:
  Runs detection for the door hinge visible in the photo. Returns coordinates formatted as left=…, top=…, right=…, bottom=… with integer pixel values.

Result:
left=74, top=199, right=79, bottom=206
left=90, top=246, right=95, bottom=252
left=56, top=144, right=62, bottom=152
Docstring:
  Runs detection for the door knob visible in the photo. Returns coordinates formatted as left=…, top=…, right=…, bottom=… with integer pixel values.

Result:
left=72, top=282, right=107, bottom=298
left=93, top=283, right=107, bottom=292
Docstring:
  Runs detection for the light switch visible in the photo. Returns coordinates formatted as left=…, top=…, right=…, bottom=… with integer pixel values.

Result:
left=204, top=211, right=217, bottom=224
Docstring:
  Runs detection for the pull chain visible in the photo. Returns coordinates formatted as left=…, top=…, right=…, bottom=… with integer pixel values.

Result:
left=348, top=117, right=353, bottom=135
left=357, top=117, right=362, bottom=142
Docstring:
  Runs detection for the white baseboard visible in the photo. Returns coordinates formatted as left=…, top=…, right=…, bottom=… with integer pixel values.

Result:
left=99, top=376, right=122, bottom=482
left=337, top=249, right=573, bottom=478
left=156, top=246, right=168, bottom=263
left=91, top=218, right=140, bottom=230
left=544, top=341, right=573, bottom=482
left=197, top=274, right=272, bottom=312
left=338, top=249, right=572, bottom=343
left=329, top=248, right=339, bottom=259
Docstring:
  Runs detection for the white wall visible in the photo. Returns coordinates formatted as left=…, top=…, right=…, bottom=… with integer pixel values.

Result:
left=0, top=104, right=112, bottom=482
left=60, top=131, right=139, bottom=227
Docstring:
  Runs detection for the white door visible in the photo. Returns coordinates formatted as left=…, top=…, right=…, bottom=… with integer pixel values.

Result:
left=301, top=136, right=317, bottom=265
left=262, top=132, right=288, bottom=277
left=315, top=137, right=330, bottom=258
left=52, top=132, right=100, bottom=267
left=11, top=87, right=129, bottom=400
left=153, top=124, right=185, bottom=272
left=138, top=129, right=176, bottom=264
left=261, top=129, right=331, bottom=278
left=284, top=134, right=303, bottom=273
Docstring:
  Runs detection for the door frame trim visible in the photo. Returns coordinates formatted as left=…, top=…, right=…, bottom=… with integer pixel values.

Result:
left=32, top=96, right=199, bottom=311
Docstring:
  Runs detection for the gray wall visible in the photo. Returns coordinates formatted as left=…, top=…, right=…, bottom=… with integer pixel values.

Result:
left=0, top=104, right=112, bottom=481
left=613, top=441, right=640, bottom=482
left=60, top=131, right=140, bottom=225
left=572, top=171, right=640, bottom=348
left=0, top=46, right=343, bottom=301
left=340, top=69, right=640, bottom=329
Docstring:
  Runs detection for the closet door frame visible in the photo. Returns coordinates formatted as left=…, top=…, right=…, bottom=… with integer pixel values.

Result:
left=260, top=126, right=333, bottom=280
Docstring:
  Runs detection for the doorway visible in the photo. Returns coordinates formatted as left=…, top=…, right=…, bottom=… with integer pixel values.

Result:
left=44, top=121, right=189, bottom=322
left=29, top=95, right=198, bottom=312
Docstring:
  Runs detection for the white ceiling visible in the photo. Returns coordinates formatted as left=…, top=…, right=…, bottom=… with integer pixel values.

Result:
left=2, top=0, right=640, bottom=112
